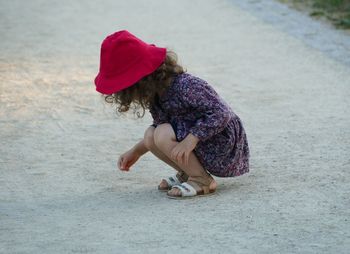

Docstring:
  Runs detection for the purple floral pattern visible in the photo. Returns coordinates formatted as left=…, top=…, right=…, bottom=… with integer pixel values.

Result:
left=150, top=73, right=249, bottom=177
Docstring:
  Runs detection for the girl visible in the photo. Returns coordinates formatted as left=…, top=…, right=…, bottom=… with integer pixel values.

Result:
left=94, top=30, right=249, bottom=199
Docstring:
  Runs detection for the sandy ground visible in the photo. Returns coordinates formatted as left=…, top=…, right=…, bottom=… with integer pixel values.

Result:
left=1, top=0, right=349, bottom=253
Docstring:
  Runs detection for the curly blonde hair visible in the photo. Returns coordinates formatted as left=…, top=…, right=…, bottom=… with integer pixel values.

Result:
left=104, top=51, right=184, bottom=117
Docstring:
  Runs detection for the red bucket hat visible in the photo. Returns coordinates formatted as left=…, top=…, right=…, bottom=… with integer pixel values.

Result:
left=94, top=30, right=166, bottom=94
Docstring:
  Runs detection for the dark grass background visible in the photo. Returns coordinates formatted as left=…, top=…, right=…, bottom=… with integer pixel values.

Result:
left=280, top=0, right=350, bottom=28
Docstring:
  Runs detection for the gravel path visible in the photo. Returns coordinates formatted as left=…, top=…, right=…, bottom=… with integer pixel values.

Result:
left=229, top=0, right=350, bottom=66
left=1, top=0, right=349, bottom=253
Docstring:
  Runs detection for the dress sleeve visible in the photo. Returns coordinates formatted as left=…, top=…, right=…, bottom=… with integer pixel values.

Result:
left=179, top=78, right=232, bottom=141
left=149, top=104, right=168, bottom=127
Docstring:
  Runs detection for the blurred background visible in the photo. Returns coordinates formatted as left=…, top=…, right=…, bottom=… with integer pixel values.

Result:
left=1, top=0, right=349, bottom=253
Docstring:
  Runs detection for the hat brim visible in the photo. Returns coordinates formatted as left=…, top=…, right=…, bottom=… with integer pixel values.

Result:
left=94, top=46, right=166, bottom=95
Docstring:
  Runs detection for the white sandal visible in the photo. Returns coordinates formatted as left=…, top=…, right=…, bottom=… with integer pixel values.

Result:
left=158, top=173, right=186, bottom=192
left=167, top=181, right=216, bottom=199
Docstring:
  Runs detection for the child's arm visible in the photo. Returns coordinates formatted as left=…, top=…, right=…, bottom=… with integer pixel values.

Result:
left=132, top=139, right=148, bottom=156
left=171, top=132, right=199, bottom=166
left=179, top=79, right=231, bottom=142
left=118, top=139, right=148, bottom=171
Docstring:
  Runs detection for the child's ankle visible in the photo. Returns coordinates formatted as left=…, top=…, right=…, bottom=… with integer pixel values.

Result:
left=188, top=174, right=213, bottom=186
left=176, top=171, right=189, bottom=182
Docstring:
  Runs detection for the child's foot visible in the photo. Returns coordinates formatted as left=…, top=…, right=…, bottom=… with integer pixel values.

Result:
left=167, top=176, right=217, bottom=199
left=158, top=171, right=189, bottom=191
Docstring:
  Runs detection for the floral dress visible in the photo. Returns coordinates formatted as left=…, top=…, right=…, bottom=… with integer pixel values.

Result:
left=150, top=73, right=249, bottom=177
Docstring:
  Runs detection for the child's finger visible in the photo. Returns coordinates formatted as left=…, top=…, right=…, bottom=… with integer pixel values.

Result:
left=177, top=151, right=184, bottom=165
left=119, top=157, right=129, bottom=170
left=173, top=150, right=180, bottom=163
left=121, top=159, right=128, bottom=170
left=184, top=152, right=189, bottom=166
left=174, top=149, right=180, bottom=162
left=181, top=152, right=186, bottom=165
left=126, top=160, right=134, bottom=169
left=120, top=163, right=129, bottom=171
left=171, top=148, right=178, bottom=161
left=117, top=157, right=123, bottom=169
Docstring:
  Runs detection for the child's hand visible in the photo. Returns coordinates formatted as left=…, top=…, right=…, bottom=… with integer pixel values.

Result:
left=171, top=133, right=199, bottom=166
left=117, top=149, right=140, bottom=171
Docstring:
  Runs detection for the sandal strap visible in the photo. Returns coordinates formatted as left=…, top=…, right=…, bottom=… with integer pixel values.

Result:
left=163, top=174, right=181, bottom=187
left=172, top=183, right=197, bottom=197
left=186, top=178, right=213, bottom=195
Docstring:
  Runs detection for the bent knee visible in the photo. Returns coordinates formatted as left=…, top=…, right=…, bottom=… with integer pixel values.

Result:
left=153, top=123, right=176, bottom=147
left=143, top=126, right=156, bottom=150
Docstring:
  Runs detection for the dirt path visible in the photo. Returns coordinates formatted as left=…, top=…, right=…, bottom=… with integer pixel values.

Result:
left=1, top=0, right=349, bottom=253
left=229, top=0, right=350, bottom=66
